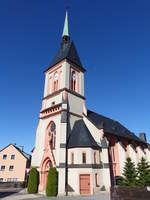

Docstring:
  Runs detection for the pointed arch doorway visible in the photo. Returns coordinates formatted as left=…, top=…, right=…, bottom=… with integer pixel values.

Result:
left=40, top=158, right=53, bottom=190
left=39, top=121, right=56, bottom=191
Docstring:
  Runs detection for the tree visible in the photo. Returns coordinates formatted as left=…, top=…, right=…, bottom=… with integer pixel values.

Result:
left=46, top=167, right=58, bottom=197
left=137, top=157, right=150, bottom=186
left=119, top=157, right=137, bottom=187
left=27, top=167, right=39, bottom=193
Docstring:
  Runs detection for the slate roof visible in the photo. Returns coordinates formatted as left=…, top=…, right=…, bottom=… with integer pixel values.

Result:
left=68, top=119, right=100, bottom=149
left=87, top=110, right=144, bottom=143
left=46, top=40, right=86, bottom=72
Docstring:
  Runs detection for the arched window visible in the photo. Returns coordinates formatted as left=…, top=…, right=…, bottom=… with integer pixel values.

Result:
left=82, top=152, right=86, bottom=164
left=94, top=151, right=97, bottom=164
left=53, top=72, right=58, bottom=92
left=49, top=122, right=56, bottom=149
left=95, top=173, right=99, bottom=187
left=71, top=152, right=74, bottom=164
left=71, top=71, right=76, bottom=91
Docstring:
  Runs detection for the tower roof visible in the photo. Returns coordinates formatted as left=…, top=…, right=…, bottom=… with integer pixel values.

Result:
left=46, top=40, right=85, bottom=71
left=45, top=10, right=85, bottom=72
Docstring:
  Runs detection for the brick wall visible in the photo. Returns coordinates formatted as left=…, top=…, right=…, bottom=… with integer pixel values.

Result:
left=111, top=186, right=150, bottom=200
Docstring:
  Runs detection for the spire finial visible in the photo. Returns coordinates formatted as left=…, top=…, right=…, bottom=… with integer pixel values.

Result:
left=61, top=1, right=70, bottom=45
left=62, top=9, right=69, bottom=37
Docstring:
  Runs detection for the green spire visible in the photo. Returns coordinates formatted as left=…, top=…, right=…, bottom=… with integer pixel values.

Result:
left=62, top=10, right=69, bottom=37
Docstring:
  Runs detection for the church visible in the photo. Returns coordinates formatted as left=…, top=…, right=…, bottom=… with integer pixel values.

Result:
left=31, top=10, right=150, bottom=195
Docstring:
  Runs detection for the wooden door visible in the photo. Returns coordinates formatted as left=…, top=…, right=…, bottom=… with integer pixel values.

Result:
left=80, top=174, right=91, bottom=195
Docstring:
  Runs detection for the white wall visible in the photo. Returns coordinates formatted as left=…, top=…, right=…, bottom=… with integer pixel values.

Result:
left=117, top=142, right=126, bottom=175
left=83, top=116, right=101, bottom=144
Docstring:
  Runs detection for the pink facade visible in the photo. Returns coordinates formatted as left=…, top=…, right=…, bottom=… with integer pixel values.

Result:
left=0, top=144, right=30, bottom=182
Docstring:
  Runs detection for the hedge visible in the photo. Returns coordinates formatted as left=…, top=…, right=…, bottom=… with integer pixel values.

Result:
left=46, top=168, right=58, bottom=196
left=27, top=167, right=39, bottom=193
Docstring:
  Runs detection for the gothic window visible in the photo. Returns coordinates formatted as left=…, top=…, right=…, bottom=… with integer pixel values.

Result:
left=71, top=71, right=76, bottom=91
left=49, top=122, right=56, bottom=150
left=53, top=72, right=58, bottom=92
left=71, top=152, right=74, bottom=164
left=94, top=151, right=97, bottom=164
left=95, top=173, right=99, bottom=187
left=82, top=152, right=86, bottom=164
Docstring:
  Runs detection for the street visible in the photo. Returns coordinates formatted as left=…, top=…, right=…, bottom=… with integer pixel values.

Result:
left=0, top=188, right=110, bottom=200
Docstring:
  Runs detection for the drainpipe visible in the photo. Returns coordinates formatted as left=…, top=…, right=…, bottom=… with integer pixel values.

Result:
left=65, top=107, right=69, bottom=196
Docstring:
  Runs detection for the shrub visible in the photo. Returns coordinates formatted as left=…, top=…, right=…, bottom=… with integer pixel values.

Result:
left=27, top=167, right=39, bottom=193
left=46, top=168, right=58, bottom=197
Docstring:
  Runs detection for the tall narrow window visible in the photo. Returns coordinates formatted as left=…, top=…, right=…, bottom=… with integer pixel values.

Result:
left=82, top=152, right=86, bottom=164
left=71, top=152, right=74, bottom=164
left=94, top=152, right=97, bottom=164
left=71, top=71, right=76, bottom=91
left=95, top=173, right=99, bottom=187
left=53, top=72, right=58, bottom=92
left=49, top=122, right=56, bottom=150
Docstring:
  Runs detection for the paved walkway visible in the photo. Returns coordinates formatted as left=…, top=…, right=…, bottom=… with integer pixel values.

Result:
left=0, top=189, right=110, bottom=200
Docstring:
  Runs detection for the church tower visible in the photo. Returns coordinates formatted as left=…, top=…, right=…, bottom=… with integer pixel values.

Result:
left=31, top=9, right=86, bottom=194
left=32, top=6, right=150, bottom=197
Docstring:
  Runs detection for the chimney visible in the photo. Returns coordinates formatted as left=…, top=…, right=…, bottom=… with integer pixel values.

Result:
left=139, top=132, right=147, bottom=142
left=19, top=145, right=24, bottom=152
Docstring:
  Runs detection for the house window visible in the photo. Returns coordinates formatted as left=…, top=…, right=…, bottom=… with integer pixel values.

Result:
left=95, top=173, right=99, bottom=187
left=3, top=154, right=7, bottom=160
left=0, top=166, right=5, bottom=171
left=53, top=72, right=58, bottom=92
left=71, top=71, right=76, bottom=91
left=71, top=152, right=74, bottom=164
left=7, top=178, right=17, bottom=182
left=82, top=152, right=86, bottom=164
left=11, top=155, right=15, bottom=160
left=94, top=152, right=97, bottom=164
left=9, top=165, right=14, bottom=171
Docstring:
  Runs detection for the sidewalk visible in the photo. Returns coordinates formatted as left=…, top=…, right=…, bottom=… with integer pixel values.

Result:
left=1, top=189, right=110, bottom=200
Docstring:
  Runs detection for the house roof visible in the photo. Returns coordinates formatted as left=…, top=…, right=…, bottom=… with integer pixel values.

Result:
left=45, top=40, right=85, bottom=72
left=15, top=146, right=31, bottom=160
left=87, top=110, right=144, bottom=143
left=0, top=144, right=30, bottom=160
left=68, top=119, right=100, bottom=149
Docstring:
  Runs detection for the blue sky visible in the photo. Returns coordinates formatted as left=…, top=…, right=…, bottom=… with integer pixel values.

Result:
left=0, top=0, right=150, bottom=153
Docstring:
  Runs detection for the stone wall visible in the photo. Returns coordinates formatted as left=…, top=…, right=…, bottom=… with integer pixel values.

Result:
left=111, top=186, right=150, bottom=200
